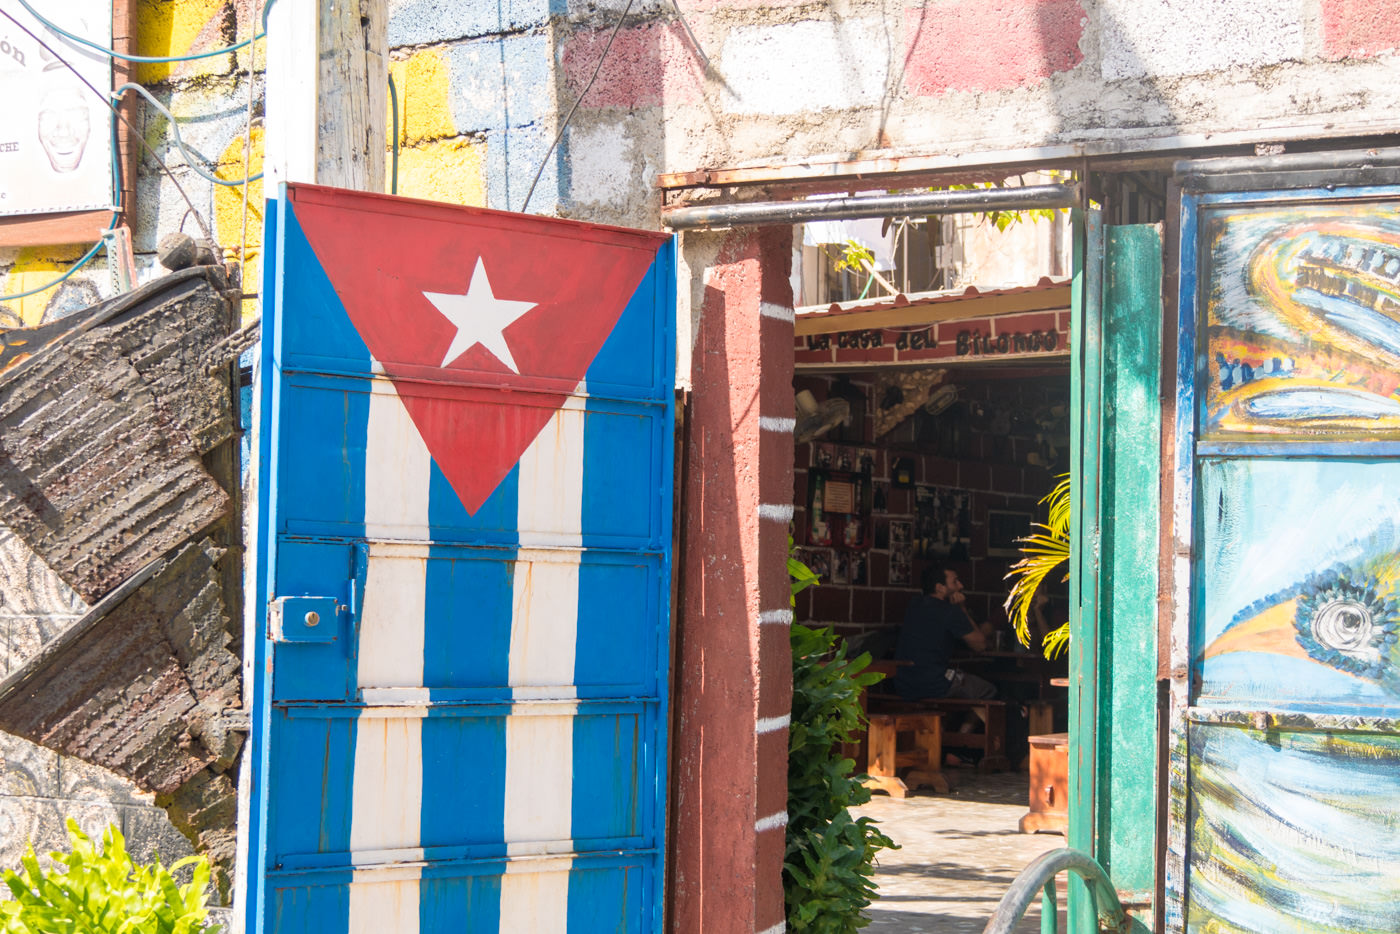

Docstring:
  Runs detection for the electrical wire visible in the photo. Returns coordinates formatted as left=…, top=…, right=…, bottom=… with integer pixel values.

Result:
left=237, top=0, right=263, bottom=297
left=522, top=0, right=635, bottom=213
left=113, top=82, right=263, bottom=188
left=2, top=0, right=277, bottom=310
left=14, top=0, right=277, bottom=64
left=388, top=73, right=400, bottom=195
left=0, top=8, right=212, bottom=242
left=0, top=219, right=118, bottom=303
left=2, top=105, right=124, bottom=308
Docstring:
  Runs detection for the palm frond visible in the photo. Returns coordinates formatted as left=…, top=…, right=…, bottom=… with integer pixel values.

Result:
left=1003, top=473, right=1071, bottom=657
left=1042, top=623, right=1070, bottom=659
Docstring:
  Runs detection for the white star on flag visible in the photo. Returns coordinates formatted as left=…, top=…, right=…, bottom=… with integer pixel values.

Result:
left=423, top=257, right=538, bottom=372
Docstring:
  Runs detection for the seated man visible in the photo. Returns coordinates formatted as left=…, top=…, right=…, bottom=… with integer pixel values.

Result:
left=892, top=564, right=998, bottom=701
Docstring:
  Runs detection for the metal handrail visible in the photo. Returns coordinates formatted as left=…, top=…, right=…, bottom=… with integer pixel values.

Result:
left=982, top=848, right=1127, bottom=934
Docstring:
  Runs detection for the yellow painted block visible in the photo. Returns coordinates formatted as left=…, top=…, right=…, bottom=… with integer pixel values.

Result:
left=392, top=138, right=487, bottom=208
left=388, top=50, right=456, bottom=148
left=135, top=0, right=241, bottom=84
left=1, top=246, right=93, bottom=328
left=213, top=124, right=265, bottom=326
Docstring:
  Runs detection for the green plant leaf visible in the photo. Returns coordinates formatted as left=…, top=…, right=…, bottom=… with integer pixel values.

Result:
left=0, top=823, right=217, bottom=934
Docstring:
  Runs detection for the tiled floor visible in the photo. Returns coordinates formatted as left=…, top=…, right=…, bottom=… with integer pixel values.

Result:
left=853, top=770, right=1066, bottom=933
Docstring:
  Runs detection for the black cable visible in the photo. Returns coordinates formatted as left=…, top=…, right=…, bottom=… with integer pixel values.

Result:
left=0, top=7, right=214, bottom=242
left=522, top=0, right=635, bottom=213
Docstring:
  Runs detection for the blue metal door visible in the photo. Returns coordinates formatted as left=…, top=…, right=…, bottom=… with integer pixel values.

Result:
left=1168, top=181, right=1400, bottom=932
left=245, top=185, right=675, bottom=933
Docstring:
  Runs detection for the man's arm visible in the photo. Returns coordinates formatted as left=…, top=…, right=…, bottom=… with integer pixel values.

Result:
left=949, top=592, right=994, bottom=652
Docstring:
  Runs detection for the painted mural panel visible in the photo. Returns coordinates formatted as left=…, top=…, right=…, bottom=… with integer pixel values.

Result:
left=1199, top=200, right=1400, bottom=439
left=1196, top=458, right=1400, bottom=712
left=1185, top=722, right=1400, bottom=934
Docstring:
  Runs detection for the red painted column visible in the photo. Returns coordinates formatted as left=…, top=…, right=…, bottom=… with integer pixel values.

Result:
left=670, top=226, right=795, bottom=934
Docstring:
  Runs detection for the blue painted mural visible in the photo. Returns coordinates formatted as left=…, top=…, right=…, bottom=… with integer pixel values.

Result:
left=1186, top=724, right=1400, bottom=934
left=1198, top=459, right=1400, bottom=709
left=1177, top=188, right=1400, bottom=934
left=1200, top=201, right=1400, bottom=438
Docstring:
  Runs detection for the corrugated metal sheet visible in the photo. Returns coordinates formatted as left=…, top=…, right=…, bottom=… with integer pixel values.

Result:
left=0, top=266, right=243, bottom=894
left=0, top=269, right=233, bottom=603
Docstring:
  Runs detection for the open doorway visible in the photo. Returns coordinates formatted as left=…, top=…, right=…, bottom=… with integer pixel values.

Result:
left=785, top=202, right=1079, bottom=931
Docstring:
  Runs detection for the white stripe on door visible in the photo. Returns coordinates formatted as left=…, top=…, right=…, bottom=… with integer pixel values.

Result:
left=502, top=386, right=587, bottom=927
left=350, top=375, right=430, bottom=933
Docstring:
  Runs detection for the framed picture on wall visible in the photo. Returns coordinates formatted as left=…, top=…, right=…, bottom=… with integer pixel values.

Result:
left=889, top=546, right=912, bottom=586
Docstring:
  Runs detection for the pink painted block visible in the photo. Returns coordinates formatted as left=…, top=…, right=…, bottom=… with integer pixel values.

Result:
left=562, top=21, right=704, bottom=109
left=1321, top=0, right=1400, bottom=58
left=903, top=0, right=1086, bottom=96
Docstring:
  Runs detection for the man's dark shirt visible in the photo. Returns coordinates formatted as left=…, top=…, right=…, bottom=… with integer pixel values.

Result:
left=892, top=594, right=973, bottom=699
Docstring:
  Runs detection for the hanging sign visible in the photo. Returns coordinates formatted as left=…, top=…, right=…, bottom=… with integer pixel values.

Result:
left=795, top=308, right=1069, bottom=369
left=0, top=0, right=114, bottom=217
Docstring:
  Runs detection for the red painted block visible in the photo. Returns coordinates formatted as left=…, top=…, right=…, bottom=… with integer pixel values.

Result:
left=924, top=455, right=958, bottom=485
left=904, top=0, right=1085, bottom=96
left=838, top=346, right=898, bottom=364
left=1322, top=0, right=1400, bottom=58
left=869, top=550, right=890, bottom=587
left=993, top=311, right=1059, bottom=335
left=795, top=348, right=837, bottom=366
left=562, top=22, right=703, bottom=108
left=991, top=463, right=1024, bottom=495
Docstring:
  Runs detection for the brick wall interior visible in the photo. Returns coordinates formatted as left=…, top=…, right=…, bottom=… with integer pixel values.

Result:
left=792, top=367, right=1071, bottom=649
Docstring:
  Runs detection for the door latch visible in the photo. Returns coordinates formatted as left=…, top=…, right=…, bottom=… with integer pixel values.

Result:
left=269, top=596, right=343, bottom=643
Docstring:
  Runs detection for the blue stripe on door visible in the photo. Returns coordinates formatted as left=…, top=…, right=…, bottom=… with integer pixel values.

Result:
left=264, top=199, right=371, bottom=933
left=419, top=871, right=502, bottom=934
left=279, top=204, right=374, bottom=375
left=416, top=420, right=520, bottom=926
left=566, top=861, right=645, bottom=933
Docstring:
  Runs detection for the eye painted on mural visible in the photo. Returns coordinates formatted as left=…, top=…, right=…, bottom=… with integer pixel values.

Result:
left=1204, top=562, right=1400, bottom=692
left=1204, top=209, right=1400, bottom=436
left=1296, top=575, right=1400, bottom=680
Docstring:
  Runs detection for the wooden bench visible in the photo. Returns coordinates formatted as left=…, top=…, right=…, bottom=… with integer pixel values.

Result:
left=863, top=711, right=948, bottom=797
left=869, top=695, right=1011, bottom=772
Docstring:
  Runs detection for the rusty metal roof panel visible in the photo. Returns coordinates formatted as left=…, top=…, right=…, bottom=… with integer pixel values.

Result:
left=0, top=269, right=235, bottom=603
left=0, top=538, right=237, bottom=795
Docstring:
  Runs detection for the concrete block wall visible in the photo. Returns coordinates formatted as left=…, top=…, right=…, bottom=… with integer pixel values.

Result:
left=1, top=0, right=267, bottom=327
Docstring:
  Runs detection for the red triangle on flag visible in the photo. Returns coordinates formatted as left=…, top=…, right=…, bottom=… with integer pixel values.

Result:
left=289, top=186, right=667, bottom=516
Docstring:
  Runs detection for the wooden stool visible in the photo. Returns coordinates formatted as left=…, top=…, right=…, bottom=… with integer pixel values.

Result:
left=880, top=697, right=1010, bottom=772
left=1019, top=732, right=1069, bottom=834
left=862, top=712, right=949, bottom=797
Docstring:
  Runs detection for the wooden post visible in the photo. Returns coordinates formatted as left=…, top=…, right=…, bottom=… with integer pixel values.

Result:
left=265, top=0, right=387, bottom=190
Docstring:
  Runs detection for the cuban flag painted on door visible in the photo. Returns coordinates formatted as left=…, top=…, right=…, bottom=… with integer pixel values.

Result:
left=245, top=184, right=675, bottom=934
